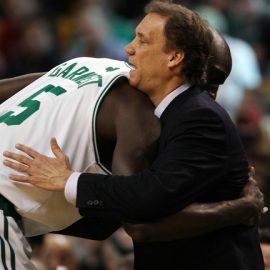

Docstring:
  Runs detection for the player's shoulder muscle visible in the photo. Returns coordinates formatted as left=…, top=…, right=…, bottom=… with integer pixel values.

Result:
left=98, top=78, right=160, bottom=140
left=112, top=80, right=160, bottom=140
left=103, top=79, right=160, bottom=174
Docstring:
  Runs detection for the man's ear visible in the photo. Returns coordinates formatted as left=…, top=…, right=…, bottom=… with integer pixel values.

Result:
left=168, top=50, right=184, bottom=68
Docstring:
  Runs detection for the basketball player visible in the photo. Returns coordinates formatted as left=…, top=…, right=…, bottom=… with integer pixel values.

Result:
left=0, top=56, right=160, bottom=269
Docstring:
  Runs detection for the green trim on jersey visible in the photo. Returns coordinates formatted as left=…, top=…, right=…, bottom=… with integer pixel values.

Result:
left=124, top=62, right=134, bottom=70
left=0, top=194, right=21, bottom=226
left=0, top=194, right=19, bottom=270
left=92, top=74, right=129, bottom=175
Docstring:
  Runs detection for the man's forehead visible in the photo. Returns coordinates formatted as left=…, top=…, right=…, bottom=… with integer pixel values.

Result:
left=135, top=13, right=166, bottom=36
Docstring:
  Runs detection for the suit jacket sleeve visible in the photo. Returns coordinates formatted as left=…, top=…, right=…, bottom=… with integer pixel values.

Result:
left=77, top=107, right=248, bottom=222
left=56, top=217, right=121, bottom=240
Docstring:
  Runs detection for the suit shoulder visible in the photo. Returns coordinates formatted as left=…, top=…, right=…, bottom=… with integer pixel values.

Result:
left=182, top=91, right=233, bottom=124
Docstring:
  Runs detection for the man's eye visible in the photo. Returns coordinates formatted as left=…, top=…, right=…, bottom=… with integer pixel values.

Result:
left=139, top=38, right=146, bottom=44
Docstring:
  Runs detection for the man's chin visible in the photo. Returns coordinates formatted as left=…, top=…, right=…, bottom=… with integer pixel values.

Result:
left=128, top=75, right=138, bottom=88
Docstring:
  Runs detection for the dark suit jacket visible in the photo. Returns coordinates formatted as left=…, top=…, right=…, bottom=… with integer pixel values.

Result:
left=76, top=87, right=264, bottom=269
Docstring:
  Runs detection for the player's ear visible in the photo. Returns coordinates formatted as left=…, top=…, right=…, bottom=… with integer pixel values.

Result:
left=168, top=50, right=184, bottom=68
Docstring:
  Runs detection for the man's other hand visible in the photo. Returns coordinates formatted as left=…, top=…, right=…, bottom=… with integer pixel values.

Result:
left=3, top=138, right=72, bottom=191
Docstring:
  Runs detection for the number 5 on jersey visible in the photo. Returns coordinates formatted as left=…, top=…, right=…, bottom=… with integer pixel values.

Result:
left=0, top=84, right=66, bottom=126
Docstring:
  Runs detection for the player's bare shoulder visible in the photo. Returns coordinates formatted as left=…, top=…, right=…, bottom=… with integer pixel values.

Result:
left=98, top=78, right=160, bottom=141
left=112, top=78, right=160, bottom=141
left=97, top=78, right=160, bottom=174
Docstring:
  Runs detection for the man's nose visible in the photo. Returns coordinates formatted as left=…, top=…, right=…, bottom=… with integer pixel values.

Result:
left=124, top=42, right=135, bottom=56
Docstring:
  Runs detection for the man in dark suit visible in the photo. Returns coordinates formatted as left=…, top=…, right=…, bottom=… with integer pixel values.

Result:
left=3, top=1, right=264, bottom=269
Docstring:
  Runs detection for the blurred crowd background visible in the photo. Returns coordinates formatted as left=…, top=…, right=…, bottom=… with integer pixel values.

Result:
left=1, top=0, right=270, bottom=269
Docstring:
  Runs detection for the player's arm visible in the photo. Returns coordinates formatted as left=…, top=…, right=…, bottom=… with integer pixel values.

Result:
left=55, top=217, right=121, bottom=240
left=0, top=72, right=44, bottom=103
left=123, top=177, right=264, bottom=242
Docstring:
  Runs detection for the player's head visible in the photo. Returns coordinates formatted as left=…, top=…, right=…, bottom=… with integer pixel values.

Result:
left=124, top=1, right=212, bottom=104
left=204, top=27, right=232, bottom=99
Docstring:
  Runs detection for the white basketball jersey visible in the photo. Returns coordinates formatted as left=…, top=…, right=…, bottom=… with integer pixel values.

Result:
left=0, top=57, right=131, bottom=236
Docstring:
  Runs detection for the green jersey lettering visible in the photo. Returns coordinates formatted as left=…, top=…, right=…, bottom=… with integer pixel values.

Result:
left=58, top=63, right=77, bottom=78
left=74, top=72, right=103, bottom=88
left=66, top=66, right=89, bottom=80
left=48, top=61, right=104, bottom=88
left=49, top=63, right=68, bottom=77
left=0, top=84, right=66, bottom=126
left=106, top=66, right=120, bottom=72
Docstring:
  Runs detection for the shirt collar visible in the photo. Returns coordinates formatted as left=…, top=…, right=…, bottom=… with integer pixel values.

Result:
left=154, top=83, right=190, bottom=118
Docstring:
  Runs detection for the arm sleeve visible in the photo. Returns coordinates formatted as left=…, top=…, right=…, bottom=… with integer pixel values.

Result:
left=56, top=217, right=121, bottom=240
